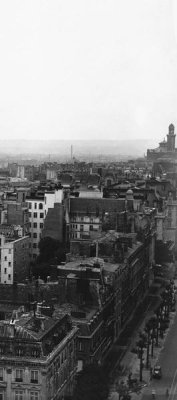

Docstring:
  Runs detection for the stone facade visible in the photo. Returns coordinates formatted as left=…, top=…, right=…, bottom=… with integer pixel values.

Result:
left=0, top=312, right=78, bottom=400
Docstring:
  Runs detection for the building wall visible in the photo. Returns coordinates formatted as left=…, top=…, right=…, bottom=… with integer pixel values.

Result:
left=70, top=216, right=101, bottom=240
left=27, top=190, right=63, bottom=259
left=17, top=165, right=25, bottom=179
left=155, top=216, right=165, bottom=241
left=0, top=237, right=14, bottom=284
left=27, top=199, right=45, bottom=259
left=164, top=199, right=177, bottom=248
left=79, top=191, right=103, bottom=199
left=44, top=190, right=63, bottom=215
left=46, top=169, right=57, bottom=181
left=0, top=236, right=30, bottom=284
left=0, top=324, right=78, bottom=400
left=7, top=203, right=29, bottom=235
left=14, top=236, right=30, bottom=283
left=42, top=203, right=64, bottom=242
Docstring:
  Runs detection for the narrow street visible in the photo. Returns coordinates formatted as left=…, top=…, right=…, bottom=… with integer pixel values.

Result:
left=109, top=264, right=177, bottom=400
left=142, top=308, right=177, bottom=399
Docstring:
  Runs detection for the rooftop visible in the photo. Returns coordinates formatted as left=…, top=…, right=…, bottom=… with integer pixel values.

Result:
left=0, top=311, right=66, bottom=341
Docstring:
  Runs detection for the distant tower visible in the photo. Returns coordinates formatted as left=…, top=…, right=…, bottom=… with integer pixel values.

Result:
left=167, top=123, right=176, bottom=152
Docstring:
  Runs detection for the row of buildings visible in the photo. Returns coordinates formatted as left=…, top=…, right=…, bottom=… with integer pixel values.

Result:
left=0, top=124, right=176, bottom=398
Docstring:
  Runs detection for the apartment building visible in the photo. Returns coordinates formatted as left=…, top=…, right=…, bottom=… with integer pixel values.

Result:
left=66, top=197, right=126, bottom=241
left=0, top=310, right=78, bottom=400
left=26, top=190, right=63, bottom=259
left=57, top=257, right=122, bottom=368
left=1, top=188, right=30, bottom=236
left=0, top=234, right=30, bottom=284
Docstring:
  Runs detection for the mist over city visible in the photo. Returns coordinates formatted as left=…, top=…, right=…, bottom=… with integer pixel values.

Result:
left=0, top=1, right=177, bottom=400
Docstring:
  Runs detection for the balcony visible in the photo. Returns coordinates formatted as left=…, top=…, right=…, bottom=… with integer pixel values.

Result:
left=31, top=379, right=38, bottom=384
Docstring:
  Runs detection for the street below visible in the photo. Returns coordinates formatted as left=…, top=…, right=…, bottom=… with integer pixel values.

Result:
left=142, top=308, right=177, bottom=400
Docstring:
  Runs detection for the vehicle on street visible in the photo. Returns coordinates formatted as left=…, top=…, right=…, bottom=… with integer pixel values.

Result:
left=153, top=365, right=162, bottom=379
left=152, top=389, right=156, bottom=399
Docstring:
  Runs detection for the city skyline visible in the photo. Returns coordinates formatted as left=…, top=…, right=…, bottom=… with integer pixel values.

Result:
left=0, top=1, right=177, bottom=142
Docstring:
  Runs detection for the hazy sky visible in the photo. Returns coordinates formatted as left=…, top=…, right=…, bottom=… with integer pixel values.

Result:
left=0, top=0, right=177, bottom=143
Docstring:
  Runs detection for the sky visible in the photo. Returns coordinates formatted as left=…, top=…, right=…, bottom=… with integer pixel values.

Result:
left=0, top=0, right=177, bottom=143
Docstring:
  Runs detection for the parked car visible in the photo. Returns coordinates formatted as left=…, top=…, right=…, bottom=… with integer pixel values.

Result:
left=153, top=365, right=162, bottom=379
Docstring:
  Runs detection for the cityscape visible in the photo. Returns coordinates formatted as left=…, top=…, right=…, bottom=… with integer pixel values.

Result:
left=0, top=123, right=175, bottom=399
left=0, top=1, right=177, bottom=399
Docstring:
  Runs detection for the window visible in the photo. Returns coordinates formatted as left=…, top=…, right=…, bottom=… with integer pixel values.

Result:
left=0, top=392, right=4, bottom=400
left=33, top=254, right=37, bottom=259
left=4, top=257, right=7, bottom=261
left=31, top=349, right=39, bottom=357
left=16, top=348, right=24, bottom=356
left=28, top=203, right=32, bottom=209
left=9, top=249, right=11, bottom=254
left=33, top=223, right=37, bottom=228
left=15, top=369, right=23, bottom=382
left=40, top=213, right=44, bottom=218
left=31, top=370, right=38, bottom=383
left=34, top=203, right=37, bottom=209
left=80, top=225, right=84, bottom=232
left=33, top=243, right=37, bottom=249
left=0, top=368, right=3, bottom=381
left=30, top=391, right=39, bottom=400
left=29, top=212, right=32, bottom=218
left=79, top=341, right=83, bottom=351
left=8, top=262, right=11, bottom=267
left=33, top=233, right=37, bottom=238
left=8, top=274, right=11, bottom=280
left=39, top=203, right=43, bottom=210
left=40, top=223, right=43, bottom=229
left=4, top=268, right=7, bottom=274
left=15, top=391, right=23, bottom=400
left=90, top=225, right=93, bottom=231
left=33, top=213, right=37, bottom=218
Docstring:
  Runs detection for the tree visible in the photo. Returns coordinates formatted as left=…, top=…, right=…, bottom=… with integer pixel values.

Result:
left=155, top=240, right=173, bottom=264
left=73, top=364, right=109, bottom=400
left=136, top=331, right=147, bottom=381
left=31, top=237, right=66, bottom=280
left=37, top=237, right=65, bottom=263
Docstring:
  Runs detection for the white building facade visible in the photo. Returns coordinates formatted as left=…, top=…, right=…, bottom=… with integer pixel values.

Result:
left=27, top=190, right=63, bottom=259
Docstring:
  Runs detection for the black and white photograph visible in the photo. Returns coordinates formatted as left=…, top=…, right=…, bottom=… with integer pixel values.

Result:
left=0, top=1, right=177, bottom=399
